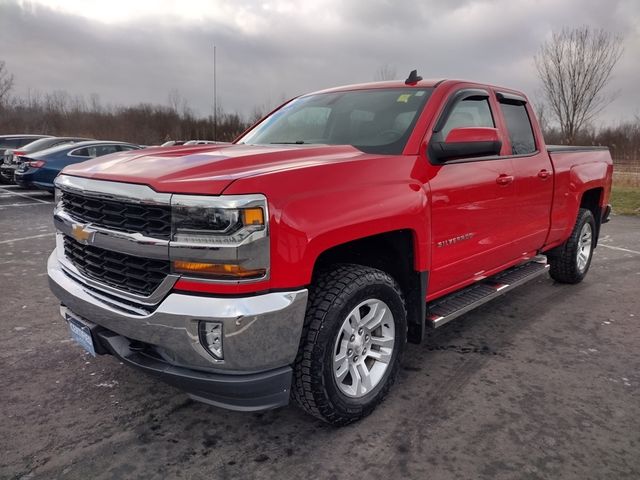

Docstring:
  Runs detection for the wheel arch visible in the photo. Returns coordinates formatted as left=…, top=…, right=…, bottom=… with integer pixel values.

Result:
left=580, top=187, right=604, bottom=245
left=312, top=229, right=427, bottom=344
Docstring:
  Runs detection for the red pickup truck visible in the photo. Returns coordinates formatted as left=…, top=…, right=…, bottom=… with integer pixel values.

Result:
left=48, top=73, right=613, bottom=425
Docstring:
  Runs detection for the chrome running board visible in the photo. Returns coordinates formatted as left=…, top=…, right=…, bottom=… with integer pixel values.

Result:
left=427, top=256, right=550, bottom=328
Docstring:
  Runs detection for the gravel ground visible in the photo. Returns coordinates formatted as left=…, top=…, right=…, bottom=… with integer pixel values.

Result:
left=1, top=184, right=639, bottom=480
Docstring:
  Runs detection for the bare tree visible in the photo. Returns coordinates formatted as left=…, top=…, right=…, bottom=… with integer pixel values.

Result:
left=535, top=26, right=623, bottom=144
left=531, top=93, right=549, bottom=134
left=374, top=64, right=397, bottom=81
left=0, top=60, right=14, bottom=106
left=168, top=88, right=184, bottom=114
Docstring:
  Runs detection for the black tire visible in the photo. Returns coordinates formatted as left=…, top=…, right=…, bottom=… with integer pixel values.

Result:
left=292, top=264, right=406, bottom=426
left=548, top=208, right=596, bottom=284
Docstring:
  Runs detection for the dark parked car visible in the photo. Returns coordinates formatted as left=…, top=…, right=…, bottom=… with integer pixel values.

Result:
left=14, top=141, right=142, bottom=192
left=1, top=136, right=92, bottom=183
left=0, top=134, right=52, bottom=182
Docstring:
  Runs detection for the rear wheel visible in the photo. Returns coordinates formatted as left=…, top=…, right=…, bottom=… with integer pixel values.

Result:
left=548, top=208, right=596, bottom=284
left=292, top=264, right=406, bottom=426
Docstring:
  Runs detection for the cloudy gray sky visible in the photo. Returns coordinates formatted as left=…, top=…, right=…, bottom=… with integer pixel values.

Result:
left=1, top=0, right=639, bottom=125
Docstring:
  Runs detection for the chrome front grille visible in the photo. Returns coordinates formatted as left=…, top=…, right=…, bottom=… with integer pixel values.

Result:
left=63, top=235, right=170, bottom=296
left=61, top=190, right=172, bottom=240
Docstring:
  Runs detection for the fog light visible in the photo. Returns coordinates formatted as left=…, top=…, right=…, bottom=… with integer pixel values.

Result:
left=199, top=321, right=223, bottom=360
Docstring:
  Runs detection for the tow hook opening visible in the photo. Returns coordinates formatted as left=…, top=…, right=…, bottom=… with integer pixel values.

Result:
left=199, top=321, right=224, bottom=360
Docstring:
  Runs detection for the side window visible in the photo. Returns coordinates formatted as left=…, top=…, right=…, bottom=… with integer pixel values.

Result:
left=499, top=102, right=536, bottom=155
left=118, top=145, right=138, bottom=151
left=3, top=139, right=27, bottom=149
left=89, top=145, right=120, bottom=157
left=70, top=147, right=90, bottom=157
left=442, top=97, right=494, bottom=137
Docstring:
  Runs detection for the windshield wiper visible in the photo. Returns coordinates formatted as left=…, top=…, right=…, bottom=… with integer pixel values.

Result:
left=270, top=141, right=307, bottom=144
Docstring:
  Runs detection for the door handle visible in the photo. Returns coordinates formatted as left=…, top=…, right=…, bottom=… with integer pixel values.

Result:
left=496, top=174, right=514, bottom=186
left=538, top=169, right=551, bottom=179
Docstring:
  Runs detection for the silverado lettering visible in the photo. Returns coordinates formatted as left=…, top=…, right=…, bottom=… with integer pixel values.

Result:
left=437, top=233, right=475, bottom=247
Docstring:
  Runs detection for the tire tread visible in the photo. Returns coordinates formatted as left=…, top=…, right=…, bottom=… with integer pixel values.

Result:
left=291, top=264, right=405, bottom=426
left=548, top=208, right=595, bottom=284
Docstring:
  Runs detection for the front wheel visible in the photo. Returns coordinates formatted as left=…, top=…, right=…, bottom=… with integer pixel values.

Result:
left=292, top=264, right=406, bottom=426
left=548, top=208, right=596, bottom=284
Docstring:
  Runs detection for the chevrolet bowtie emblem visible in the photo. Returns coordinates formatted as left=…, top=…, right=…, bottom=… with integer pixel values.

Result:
left=71, top=224, right=94, bottom=243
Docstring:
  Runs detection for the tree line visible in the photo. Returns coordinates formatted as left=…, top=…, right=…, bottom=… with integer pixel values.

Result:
left=0, top=62, right=251, bottom=145
left=543, top=121, right=640, bottom=168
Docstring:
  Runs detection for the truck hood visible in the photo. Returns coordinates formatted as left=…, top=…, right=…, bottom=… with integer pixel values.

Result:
left=61, top=144, right=365, bottom=194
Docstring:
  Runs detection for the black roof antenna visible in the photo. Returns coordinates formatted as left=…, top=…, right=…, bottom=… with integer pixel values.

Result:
left=405, top=69, right=422, bottom=85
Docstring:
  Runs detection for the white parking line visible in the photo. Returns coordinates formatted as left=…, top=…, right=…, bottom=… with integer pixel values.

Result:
left=0, top=191, right=50, bottom=197
left=0, top=202, right=54, bottom=207
left=600, top=244, right=640, bottom=255
left=0, top=186, right=51, bottom=204
left=0, top=233, right=55, bottom=244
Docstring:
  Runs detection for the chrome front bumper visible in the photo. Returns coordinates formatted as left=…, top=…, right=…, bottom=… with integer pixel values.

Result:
left=47, top=251, right=308, bottom=374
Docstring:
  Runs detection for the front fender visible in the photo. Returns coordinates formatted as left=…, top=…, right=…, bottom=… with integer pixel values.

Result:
left=224, top=155, right=431, bottom=289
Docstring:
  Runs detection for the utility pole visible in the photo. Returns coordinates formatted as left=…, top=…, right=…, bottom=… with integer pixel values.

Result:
left=213, top=44, right=217, bottom=141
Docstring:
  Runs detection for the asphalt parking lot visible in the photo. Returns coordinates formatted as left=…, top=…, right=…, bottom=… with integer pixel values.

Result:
left=1, top=185, right=639, bottom=480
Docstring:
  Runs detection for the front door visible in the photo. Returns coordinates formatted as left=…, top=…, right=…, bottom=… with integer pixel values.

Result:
left=427, top=90, right=519, bottom=298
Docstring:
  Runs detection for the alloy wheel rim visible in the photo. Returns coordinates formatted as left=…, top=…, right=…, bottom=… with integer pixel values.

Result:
left=577, top=222, right=593, bottom=273
left=332, top=298, right=395, bottom=398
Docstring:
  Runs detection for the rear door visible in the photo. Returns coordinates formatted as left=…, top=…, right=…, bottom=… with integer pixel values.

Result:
left=496, top=93, right=553, bottom=255
left=427, top=89, right=518, bottom=297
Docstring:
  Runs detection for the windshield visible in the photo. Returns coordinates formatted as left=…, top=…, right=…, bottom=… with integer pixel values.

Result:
left=237, top=88, right=433, bottom=155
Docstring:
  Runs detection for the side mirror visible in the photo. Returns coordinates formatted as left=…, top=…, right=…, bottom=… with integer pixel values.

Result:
left=429, top=127, right=502, bottom=163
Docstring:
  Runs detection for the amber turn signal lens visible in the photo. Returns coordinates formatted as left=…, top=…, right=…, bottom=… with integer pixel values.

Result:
left=173, top=260, right=265, bottom=279
left=242, top=207, right=264, bottom=226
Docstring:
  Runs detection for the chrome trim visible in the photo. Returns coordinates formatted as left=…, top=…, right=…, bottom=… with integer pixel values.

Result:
left=67, top=143, right=139, bottom=159
left=171, top=194, right=266, bottom=209
left=67, top=150, right=91, bottom=158
left=56, top=234, right=178, bottom=306
left=428, top=259, right=549, bottom=328
left=49, top=251, right=308, bottom=372
left=55, top=175, right=172, bottom=205
left=54, top=208, right=170, bottom=260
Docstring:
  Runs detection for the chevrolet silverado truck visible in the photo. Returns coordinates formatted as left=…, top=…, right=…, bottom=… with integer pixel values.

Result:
left=48, top=73, right=613, bottom=425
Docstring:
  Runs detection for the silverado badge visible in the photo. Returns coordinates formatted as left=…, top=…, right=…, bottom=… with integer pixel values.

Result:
left=437, top=233, right=474, bottom=248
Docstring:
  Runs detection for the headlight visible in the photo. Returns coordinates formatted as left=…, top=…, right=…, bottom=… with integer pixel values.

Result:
left=170, top=194, right=269, bottom=281
left=172, top=204, right=264, bottom=244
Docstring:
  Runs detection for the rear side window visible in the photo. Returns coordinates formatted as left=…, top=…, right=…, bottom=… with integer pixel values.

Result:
left=442, top=97, right=494, bottom=137
left=1, top=138, right=28, bottom=149
left=88, top=145, right=120, bottom=157
left=499, top=102, right=536, bottom=155
left=70, top=147, right=90, bottom=157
